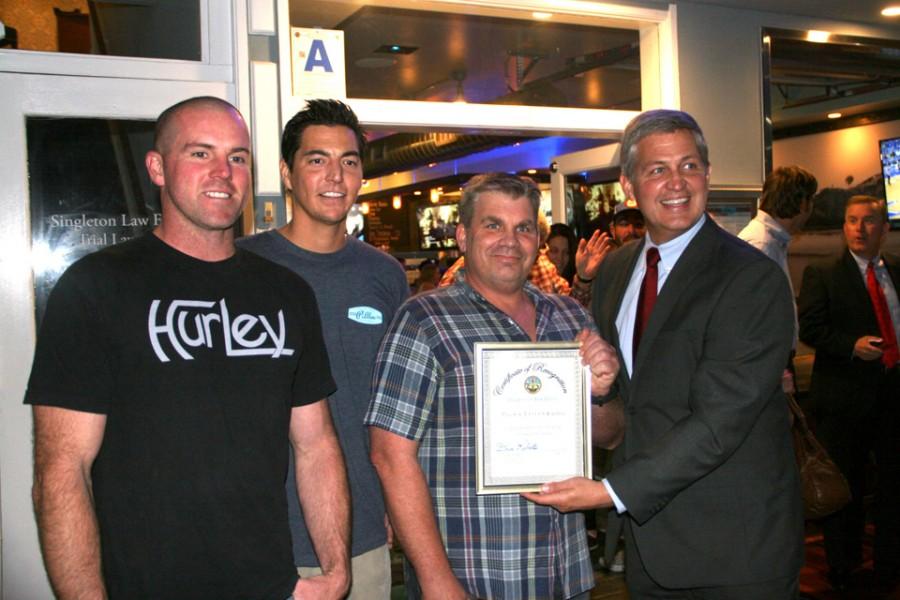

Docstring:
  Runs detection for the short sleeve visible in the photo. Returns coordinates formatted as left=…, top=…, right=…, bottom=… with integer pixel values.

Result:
left=364, top=305, right=439, bottom=440
left=289, top=279, right=337, bottom=407
left=25, top=262, right=115, bottom=413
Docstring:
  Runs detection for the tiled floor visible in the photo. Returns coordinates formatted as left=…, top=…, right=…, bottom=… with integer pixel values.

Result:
left=389, top=522, right=900, bottom=599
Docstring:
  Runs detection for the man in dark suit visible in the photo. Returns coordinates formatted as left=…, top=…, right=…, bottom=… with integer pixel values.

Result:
left=524, top=109, right=803, bottom=598
left=798, top=195, right=900, bottom=594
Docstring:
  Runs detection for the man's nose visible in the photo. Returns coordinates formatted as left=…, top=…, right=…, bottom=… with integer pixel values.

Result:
left=325, top=161, right=343, bottom=182
left=210, top=156, right=232, bottom=178
left=666, top=171, right=686, bottom=190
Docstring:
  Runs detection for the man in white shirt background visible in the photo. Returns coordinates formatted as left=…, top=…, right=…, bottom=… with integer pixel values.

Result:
left=739, top=165, right=818, bottom=393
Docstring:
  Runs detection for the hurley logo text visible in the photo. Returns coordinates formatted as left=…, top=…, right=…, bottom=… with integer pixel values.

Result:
left=148, top=299, right=295, bottom=362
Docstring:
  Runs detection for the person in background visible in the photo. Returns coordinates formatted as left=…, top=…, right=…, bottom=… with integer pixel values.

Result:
left=26, top=96, right=350, bottom=599
left=367, top=172, right=621, bottom=599
left=526, top=109, right=802, bottom=599
left=608, top=198, right=646, bottom=247
left=547, top=222, right=578, bottom=283
left=798, top=195, right=900, bottom=595
left=413, top=259, right=441, bottom=294
left=738, top=165, right=817, bottom=394
left=238, top=98, right=408, bottom=599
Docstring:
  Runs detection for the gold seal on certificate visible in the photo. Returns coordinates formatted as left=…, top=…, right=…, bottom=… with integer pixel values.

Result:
left=474, top=341, right=592, bottom=495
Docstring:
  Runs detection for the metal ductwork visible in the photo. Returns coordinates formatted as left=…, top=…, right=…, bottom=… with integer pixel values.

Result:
left=363, top=132, right=531, bottom=179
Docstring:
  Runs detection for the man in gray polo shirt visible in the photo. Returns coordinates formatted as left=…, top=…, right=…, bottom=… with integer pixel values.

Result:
left=239, top=99, right=408, bottom=598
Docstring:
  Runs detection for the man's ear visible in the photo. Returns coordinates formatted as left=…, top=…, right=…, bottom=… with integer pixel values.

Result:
left=279, top=159, right=292, bottom=194
left=145, top=151, right=165, bottom=187
left=456, top=223, right=467, bottom=253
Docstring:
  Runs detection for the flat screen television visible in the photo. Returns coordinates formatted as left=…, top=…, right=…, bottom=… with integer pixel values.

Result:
left=880, top=136, right=900, bottom=221
left=417, top=203, right=459, bottom=250
left=585, top=181, right=626, bottom=221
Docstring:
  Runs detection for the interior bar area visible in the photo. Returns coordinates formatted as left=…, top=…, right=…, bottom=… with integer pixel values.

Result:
left=2, top=1, right=900, bottom=598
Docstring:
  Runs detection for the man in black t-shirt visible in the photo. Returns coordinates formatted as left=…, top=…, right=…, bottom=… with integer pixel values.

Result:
left=26, top=97, right=351, bottom=599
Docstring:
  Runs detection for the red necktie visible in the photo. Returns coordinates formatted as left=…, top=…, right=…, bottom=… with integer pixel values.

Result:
left=866, top=261, right=900, bottom=368
left=633, top=247, right=661, bottom=358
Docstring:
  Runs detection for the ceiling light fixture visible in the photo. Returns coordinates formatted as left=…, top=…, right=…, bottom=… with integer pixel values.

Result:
left=806, top=30, right=831, bottom=43
left=827, top=112, right=842, bottom=119
left=532, top=11, right=553, bottom=20
left=882, top=6, right=900, bottom=16
left=374, top=44, right=418, bottom=55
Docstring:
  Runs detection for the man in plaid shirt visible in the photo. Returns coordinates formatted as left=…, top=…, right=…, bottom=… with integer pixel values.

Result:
left=366, top=173, right=620, bottom=599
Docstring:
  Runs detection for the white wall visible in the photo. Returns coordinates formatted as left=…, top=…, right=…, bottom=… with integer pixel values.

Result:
left=774, top=120, right=900, bottom=189
left=673, top=0, right=900, bottom=188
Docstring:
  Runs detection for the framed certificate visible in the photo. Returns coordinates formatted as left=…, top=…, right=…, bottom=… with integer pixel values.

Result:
left=474, top=341, right=592, bottom=495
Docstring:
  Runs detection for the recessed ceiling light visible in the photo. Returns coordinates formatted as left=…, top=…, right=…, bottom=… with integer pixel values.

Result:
left=882, top=6, right=900, bottom=16
left=527, top=169, right=537, bottom=174
left=827, top=112, right=842, bottom=119
left=806, top=30, right=831, bottom=43
left=532, top=11, right=553, bottom=20
left=374, top=44, right=418, bottom=55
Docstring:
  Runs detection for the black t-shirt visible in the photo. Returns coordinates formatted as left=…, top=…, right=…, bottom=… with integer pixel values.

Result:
left=26, top=234, right=336, bottom=600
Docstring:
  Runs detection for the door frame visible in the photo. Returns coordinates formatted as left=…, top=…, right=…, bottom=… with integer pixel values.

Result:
left=0, top=70, right=233, bottom=600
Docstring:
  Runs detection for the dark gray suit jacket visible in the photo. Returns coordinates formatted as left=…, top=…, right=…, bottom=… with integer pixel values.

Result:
left=798, top=249, right=900, bottom=417
left=591, top=217, right=804, bottom=588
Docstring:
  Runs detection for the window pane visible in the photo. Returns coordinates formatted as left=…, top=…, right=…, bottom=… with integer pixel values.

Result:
left=1, top=1, right=200, bottom=61
left=292, top=2, right=640, bottom=110
left=28, top=117, right=159, bottom=325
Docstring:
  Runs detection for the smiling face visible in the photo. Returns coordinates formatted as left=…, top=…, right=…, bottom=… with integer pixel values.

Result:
left=281, top=124, right=362, bottom=229
left=844, top=200, right=889, bottom=261
left=620, top=129, right=709, bottom=245
left=146, top=104, right=251, bottom=235
left=456, top=191, right=540, bottom=298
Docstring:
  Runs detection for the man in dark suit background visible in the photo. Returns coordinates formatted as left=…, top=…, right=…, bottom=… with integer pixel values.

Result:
left=525, top=109, right=803, bottom=598
left=798, top=195, right=900, bottom=594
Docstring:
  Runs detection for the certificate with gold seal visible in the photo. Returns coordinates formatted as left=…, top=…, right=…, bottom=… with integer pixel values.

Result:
left=474, top=341, right=592, bottom=495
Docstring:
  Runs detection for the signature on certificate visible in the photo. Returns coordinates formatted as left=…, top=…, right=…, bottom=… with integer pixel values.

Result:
left=496, top=441, right=539, bottom=452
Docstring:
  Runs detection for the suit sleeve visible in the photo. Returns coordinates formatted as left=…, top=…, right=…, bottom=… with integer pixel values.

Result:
left=606, top=258, right=793, bottom=524
left=797, top=263, right=857, bottom=359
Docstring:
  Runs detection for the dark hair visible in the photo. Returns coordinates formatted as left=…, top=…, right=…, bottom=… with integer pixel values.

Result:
left=620, top=109, right=709, bottom=182
left=759, top=166, right=818, bottom=219
left=547, top=223, right=577, bottom=281
left=154, top=96, right=242, bottom=153
left=845, top=195, right=888, bottom=223
left=459, top=173, right=541, bottom=228
left=281, top=99, right=367, bottom=168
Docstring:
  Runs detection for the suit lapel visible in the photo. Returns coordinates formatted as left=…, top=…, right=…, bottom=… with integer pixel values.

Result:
left=604, top=240, right=644, bottom=387
left=841, top=249, right=874, bottom=318
left=631, top=218, right=718, bottom=378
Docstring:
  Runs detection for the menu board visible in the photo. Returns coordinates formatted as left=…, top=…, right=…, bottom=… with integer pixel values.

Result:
left=364, top=199, right=410, bottom=250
